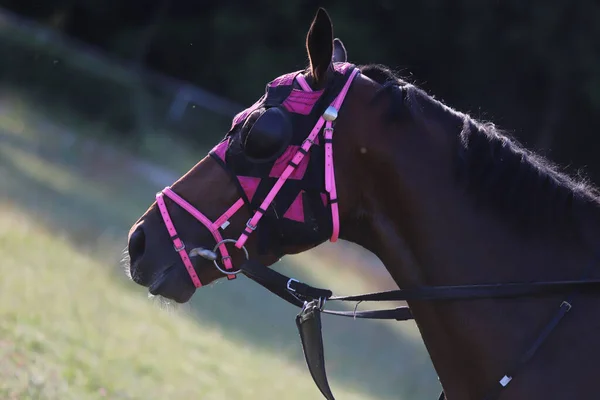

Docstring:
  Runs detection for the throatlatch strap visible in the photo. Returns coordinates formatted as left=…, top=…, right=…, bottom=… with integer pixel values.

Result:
left=296, top=300, right=336, bottom=400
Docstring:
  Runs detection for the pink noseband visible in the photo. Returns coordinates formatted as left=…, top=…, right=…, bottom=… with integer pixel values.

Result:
left=156, top=67, right=359, bottom=287
left=156, top=190, right=246, bottom=287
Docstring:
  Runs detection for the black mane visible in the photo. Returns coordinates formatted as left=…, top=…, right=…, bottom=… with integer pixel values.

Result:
left=358, top=63, right=600, bottom=238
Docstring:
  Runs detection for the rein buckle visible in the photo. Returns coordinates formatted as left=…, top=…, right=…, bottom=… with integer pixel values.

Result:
left=287, top=278, right=300, bottom=292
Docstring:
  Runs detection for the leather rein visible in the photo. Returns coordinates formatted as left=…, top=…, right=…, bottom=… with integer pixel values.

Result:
left=155, top=67, right=600, bottom=400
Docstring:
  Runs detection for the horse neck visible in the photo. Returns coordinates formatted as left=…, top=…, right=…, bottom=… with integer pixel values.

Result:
left=339, top=139, right=599, bottom=398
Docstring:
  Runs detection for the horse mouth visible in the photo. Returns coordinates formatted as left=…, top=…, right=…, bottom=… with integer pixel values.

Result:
left=149, top=264, right=176, bottom=296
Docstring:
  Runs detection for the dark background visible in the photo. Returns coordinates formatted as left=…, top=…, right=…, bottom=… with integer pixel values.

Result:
left=2, top=0, right=599, bottom=181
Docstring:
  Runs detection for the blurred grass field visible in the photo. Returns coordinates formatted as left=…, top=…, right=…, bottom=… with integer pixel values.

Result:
left=0, top=97, right=439, bottom=399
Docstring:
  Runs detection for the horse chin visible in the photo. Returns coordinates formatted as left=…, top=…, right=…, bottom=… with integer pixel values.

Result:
left=149, top=264, right=197, bottom=304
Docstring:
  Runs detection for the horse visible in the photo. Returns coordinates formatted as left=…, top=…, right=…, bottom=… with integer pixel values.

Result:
left=125, top=7, right=600, bottom=400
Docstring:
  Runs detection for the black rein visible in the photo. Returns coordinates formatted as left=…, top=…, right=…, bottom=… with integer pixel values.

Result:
left=236, top=258, right=600, bottom=400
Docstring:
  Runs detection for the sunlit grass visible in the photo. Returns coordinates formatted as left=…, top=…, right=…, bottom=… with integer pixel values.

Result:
left=0, top=206, right=382, bottom=400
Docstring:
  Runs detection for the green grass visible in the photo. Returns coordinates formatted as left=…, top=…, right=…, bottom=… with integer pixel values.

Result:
left=0, top=98, right=439, bottom=399
left=0, top=205, right=390, bottom=400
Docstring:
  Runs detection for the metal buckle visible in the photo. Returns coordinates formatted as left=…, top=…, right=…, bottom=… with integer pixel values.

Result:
left=318, top=296, right=327, bottom=311
left=303, top=137, right=315, bottom=147
left=287, top=278, right=299, bottom=292
left=246, top=219, right=257, bottom=231
left=300, top=298, right=326, bottom=313
left=561, top=300, right=572, bottom=312
left=174, top=242, right=185, bottom=252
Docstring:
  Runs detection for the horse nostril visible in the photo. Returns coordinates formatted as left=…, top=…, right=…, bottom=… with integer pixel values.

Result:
left=128, top=225, right=147, bottom=270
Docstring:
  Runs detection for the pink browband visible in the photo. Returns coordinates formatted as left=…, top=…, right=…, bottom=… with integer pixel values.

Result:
left=156, top=67, right=360, bottom=287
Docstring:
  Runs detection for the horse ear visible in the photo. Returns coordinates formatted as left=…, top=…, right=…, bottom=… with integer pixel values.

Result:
left=306, top=7, right=334, bottom=85
left=333, top=38, right=347, bottom=63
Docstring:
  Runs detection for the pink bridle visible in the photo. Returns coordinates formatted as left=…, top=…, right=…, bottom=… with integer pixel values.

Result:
left=156, top=67, right=360, bottom=288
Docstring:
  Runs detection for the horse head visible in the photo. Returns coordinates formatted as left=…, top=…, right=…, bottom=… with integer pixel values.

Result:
left=125, top=8, right=394, bottom=303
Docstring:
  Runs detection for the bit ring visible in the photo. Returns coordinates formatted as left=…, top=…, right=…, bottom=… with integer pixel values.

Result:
left=212, top=239, right=248, bottom=275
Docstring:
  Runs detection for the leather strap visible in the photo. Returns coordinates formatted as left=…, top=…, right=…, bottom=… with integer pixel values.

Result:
left=235, top=257, right=600, bottom=400
left=296, top=300, right=336, bottom=400
left=239, top=258, right=332, bottom=304
left=238, top=257, right=600, bottom=309
left=330, top=279, right=600, bottom=302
